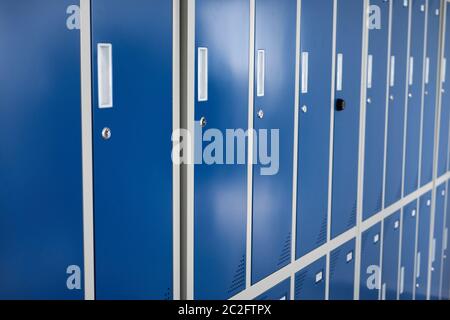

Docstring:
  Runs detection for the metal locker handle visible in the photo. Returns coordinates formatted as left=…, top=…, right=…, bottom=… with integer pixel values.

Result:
left=382, top=284, right=387, bottom=300
left=400, top=267, right=405, bottom=294
left=198, top=47, right=208, bottom=102
left=416, top=252, right=421, bottom=278
left=409, top=57, right=414, bottom=86
left=390, top=56, right=396, bottom=87
left=432, top=238, right=436, bottom=263
left=301, top=52, right=309, bottom=94
left=442, top=57, right=447, bottom=83
left=444, top=228, right=448, bottom=251
left=425, top=57, right=430, bottom=84
left=257, top=50, right=265, bottom=97
left=367, top=54, right=373, bottom=89
left=97, top=43, right=113, bottom=108
left=336, top=53, right=343, bottom=91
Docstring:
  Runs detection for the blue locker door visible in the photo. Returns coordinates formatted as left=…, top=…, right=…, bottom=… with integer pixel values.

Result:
left=0, top=0, right=84, bottom=299
left=385, top=0, right=409, bottom=207
left=256, top=279, right=291, bottom=300
left=91, top=0, right=173, bottom=299
left=295, top=257, right=327, bottom=300
left=416, top=191, right=432, bottom=299
left=421, top=0, right=441, bottom=186
left=252, top=0, right=297, bottom=284
left=331, top=0, right=364, bottom=238
left=359, top=223, right=382, bottom=300
left=329, top=239, right=356, bottom=300
left=363, top=0, right=390, bottom=220
left=430, top=184, right=446, bottom=299
left=439, top=4, right=450, bottom=176
left=405, top=0, right=427, bottom=196
left=399, top=201, right=418, bottom=300
left=442, top=181, right=450, bottom=300
left=381, top=211, right=401, bottom=300
left=194, top=0, right=250, bottom=299
left=296, top=0, right=334, bottom=258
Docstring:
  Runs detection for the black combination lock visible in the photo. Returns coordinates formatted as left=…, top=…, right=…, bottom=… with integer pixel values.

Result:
left=336, top=98, right=346, bottom=112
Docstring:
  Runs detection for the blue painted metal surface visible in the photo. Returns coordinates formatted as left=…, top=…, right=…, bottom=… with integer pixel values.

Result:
left=385, top=0, right=409, bottom=207
left=331, top=0, right=364, bottom=239
left=381, top=211, right=401, bottom=300
left=399, top=200, right=418, bottom=300
left=252, top=0, right=297, bottom=284
left=363, top=0, right=390, bottom=220
left=430, top=183, right=446, bottom=299
left=359, top=223, right=382, bottom=300
left=91, top=0, right=173, bottom=299
left=296, top=0, right=334, bottom=258
left=256, top=279, right=291, bottom=300
left=405, top=0, right=427, bottom=196
left=294, top=257, right=326, bottom=300
left=194, top=0, right=250, bottom=299
left=439, top=3, right=450, bottom=177
left=0, top=0, right=84, bottom=300
left=442, top=181, right=450, bottom=300
left=329, top=238, right=356, bottom=300
left=421, top=0, right=440, bottom=186
left=416, top=191, right=432, bottom=300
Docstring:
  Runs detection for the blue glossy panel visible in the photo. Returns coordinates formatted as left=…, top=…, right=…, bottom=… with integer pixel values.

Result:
left=331, top=0, right=364, bottom=238
left=256, top=279, right=291, bottom=300
left=416, top=191, right=432, bottom=300
left=421, top=0, right=440, bottom=186
left=359, top=223, right=382, bottom=300
left=442, top=180, right=450, bottom=300
left=439, top=4, right=450, bottom=176
left=296, top=0, right=334, bottom=258
left=295, top=257, right=326, bottom=300
left=329, top=239, right=356, bottom=300
left=0, top=0, right=84, bottom=299
left=252, top=0, right=297, bottom=284
left=194, top=0, right=250, bottom=299
left=430, top=183, right=446, bottom=299
left=385, top=0, right=409, bottom=207
left=91, top=0, right=173, bottom=299
left=399, top=200, right=418, bottom=300
left=405, top=0, right=426, bottom=196
left=381, top=211, right=401, bottom=300
left=363, top=0, right=390, bottom=220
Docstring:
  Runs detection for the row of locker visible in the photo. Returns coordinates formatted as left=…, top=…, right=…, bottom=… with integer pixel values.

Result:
left=1, top=0, right=450, bottom=300
left=257, top=181, right=450, bottom=300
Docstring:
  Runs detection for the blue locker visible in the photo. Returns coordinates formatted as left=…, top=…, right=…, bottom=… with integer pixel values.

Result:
left=421, top=0, right=441, bottom=186
left=439, top=3, right=450, bottom=177
left=405, top=0, right=427, bottom=196
left=416, top=191, right=432, bottom=300
left=295, top=257, right=327, bottom=300
left=296, top=0, right=334, bottom=258
left=442, top=181, right=450, bottom=300
left=193, top=0, right=250, bottom=299
left=252, top=0, right=297, bottom=284
left=331, top=0, right=364, bottom=238
left=399, top=201, right=418, bottom=300
left=0, top=0, right=84, bottom=299
left=385, top=0, right=410, bottom=207
left=381, top=211, right=401, bottom=300
left=359, top=223, right=382, bottom=300
left=363, top=0, right=391, bottom=220
left=91, top=0, right=174, bottom=299
left=329, top=239, right=356, bottom=300
left=256, top=279, right=291, bottom=300
left=430, top=184, right=446, bottom=299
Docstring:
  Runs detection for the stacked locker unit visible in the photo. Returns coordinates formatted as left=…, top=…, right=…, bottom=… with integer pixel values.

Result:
left=89, top=0, right=178, bottom=300
left=0, top=0, right=85, bottom=299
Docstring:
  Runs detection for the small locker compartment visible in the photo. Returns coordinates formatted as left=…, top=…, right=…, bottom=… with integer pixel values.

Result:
left=381, top=211, right=401, bottom=300
left=295, top=257, right=327, bottom=300
left=360, top=223, right=382, bottom=300
left=329, top=239, right=356, bottom=300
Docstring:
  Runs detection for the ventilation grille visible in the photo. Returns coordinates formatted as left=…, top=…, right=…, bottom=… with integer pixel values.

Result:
left=376, top=189, right=383, bottom=213
left=295, top=269, right=308, bottom=298
left=316, top=213, right=328, bottom=245
left=228, top=255, right=245, bottom=295
left=278, top=232, right=292, bottom=267
left=330, top=249, right=341, bottom=277
left=347, top=200, right=357, bottom=228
